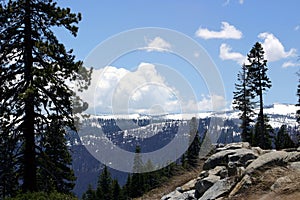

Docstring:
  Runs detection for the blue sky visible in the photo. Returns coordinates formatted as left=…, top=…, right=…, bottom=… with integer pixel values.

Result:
left=56, top=0, right=300, bottom=114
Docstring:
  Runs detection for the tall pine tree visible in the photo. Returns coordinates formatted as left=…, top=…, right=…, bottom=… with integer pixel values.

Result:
left=296, top=72, right=300, bottom=145
left=297, top=72, right=300, bottom=125
left=247, top=42, right=272, bottom=149
left=186, top=117, right=201, bottom=168
left=0, top=0, right=91, bottom=195
left=233, top=64, right=255, bottom=144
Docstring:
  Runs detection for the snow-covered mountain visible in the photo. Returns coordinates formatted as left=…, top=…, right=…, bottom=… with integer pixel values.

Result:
left=83, top=103, right=297, bottom=126
left=70, top=103, right=299, bottom=197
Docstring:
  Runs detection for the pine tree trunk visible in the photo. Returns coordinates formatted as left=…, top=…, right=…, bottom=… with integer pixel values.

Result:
left=258, top=67, right=265, bottom=149
left=242, top=67, right=247, bottom=141
left=23, top=0, right=37, bottom=192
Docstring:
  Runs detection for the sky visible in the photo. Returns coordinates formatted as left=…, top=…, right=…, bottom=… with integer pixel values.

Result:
left=55, top=0, right=300, bottom=115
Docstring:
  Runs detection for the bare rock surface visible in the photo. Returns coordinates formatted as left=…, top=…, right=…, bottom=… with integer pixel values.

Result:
left=160, top=143, right=300, bottom=200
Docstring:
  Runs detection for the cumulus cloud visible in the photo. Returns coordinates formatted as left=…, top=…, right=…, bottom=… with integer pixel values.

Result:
left=195, top=22, right=242, bottom=40
left=182, top=95, right=227, bottom=112
left=79, top=66, right=128, bottom=112
left=112, top=63, right=181, bottom=114
left=79, top=63, right=227, bottom=115
left=218, top=33, right=297, bottom=65
left=282, top=61, right=300, bottom=68
left=142, top=37, right=172, bottom=52
left=80, top=63, right=182, bottom=115
left=219, top=43, right=246, bottom=64
left=258, top=32, right=297, bottom=62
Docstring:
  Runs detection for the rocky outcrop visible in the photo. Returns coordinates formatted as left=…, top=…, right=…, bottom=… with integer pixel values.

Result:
left=195, top=174, right=220, bottom=197
left=178, top=178, right=197, bottom=192
left=199, top=178, right=235, bottom=200
left=245, top=151, right=288, bottom=174
left=161, top=142, right=300, bottom=200
left=161, top=190, right=196, bottom=200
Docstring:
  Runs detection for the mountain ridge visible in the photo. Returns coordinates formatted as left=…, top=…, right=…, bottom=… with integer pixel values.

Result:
left=84, top=103, right=297, bottom=123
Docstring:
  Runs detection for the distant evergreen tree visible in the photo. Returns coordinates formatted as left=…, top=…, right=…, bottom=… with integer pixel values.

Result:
left=233, top=64, right=255, bottom=144
left=132, top=146, right=143, bottom=173
left=0, top=0, right=91, bottom=195
left=96, top=165, right=113, bottom=200
left=181, top=153, right=187, bottom=168
left=253, top=115, right=273, bottom=149
left=143, top=159, right=156, bottom=172
left=130, top=146, right=145, bottom=198
left=122, top=175, right=132, bottom=199
left=83, top=171, right=124, bottom=200
left=143, top=160, right=161, bottom=192
left=275, top=125, right=295, bottom=150
left=82, top=184, right=96, bottom=200
left=112, top=179, right=122, bottom=200
left=142, top=159, right=159, bottom=191
left=121, top=151, right=190, bottom=199
left=247, top=42, right=272, bottom=149
left=160, top=161, right=178, bottom=178
left=186, top=117, right=201, bottom=168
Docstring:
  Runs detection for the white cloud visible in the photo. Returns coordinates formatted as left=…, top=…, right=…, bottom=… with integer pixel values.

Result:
left=79, top=63, right=227, bottom=115
left=182, top=95, right=227, bottom=112
left=198, top=94, right=227, bottom=111
left=258, top=32, right=297, bottom=62
left=195, top=22, right=242, bottom=40
left=113, top=63, right=180, bottom=114
left=142, top=37, right=172, bottom=52
left=219, top=43, right=246, bottom=64
left=80, top=66, right=128, bottom=111
left=295, top=25, right=300, bottom=31
left=218, top=33, right=297, bottom=65
left=223, top=0, right=244, bottom=5
left=282, top=61, right=300, bottom=68
left=80, top=63, right=181, bottom=114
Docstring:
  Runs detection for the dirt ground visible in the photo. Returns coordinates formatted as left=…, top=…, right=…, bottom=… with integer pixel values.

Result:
left=227, top=166, right=300, bottom=200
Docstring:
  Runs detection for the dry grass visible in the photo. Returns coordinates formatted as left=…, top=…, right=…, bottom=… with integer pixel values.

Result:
left=227, top=166, right=300, bottom=200
left=133, top=160, right=205, bottom=200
